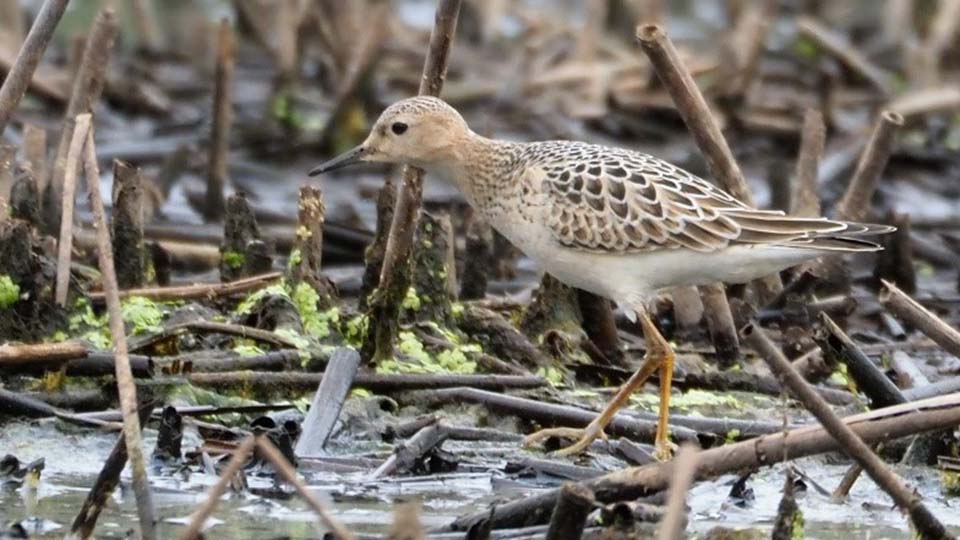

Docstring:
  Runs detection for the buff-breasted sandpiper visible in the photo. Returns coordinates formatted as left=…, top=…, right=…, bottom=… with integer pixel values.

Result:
left=310, top=96, right=892, bottom=459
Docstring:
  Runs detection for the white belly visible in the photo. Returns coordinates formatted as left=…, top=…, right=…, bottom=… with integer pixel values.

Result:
left=499, top=225, right=822, bottom=309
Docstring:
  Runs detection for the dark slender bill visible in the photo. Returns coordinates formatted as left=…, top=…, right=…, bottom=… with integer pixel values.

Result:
left=309, top=145, right=366, bottom=176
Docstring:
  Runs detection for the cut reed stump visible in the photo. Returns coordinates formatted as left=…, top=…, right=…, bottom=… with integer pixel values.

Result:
left=368, top=0, right=462, bottom=362
left=287, top=185, right=336, bottom=303
left=111, top=160, right=147, bottom=289
left=219, top=193, right=273, bottom=282
left=204, top=18, right=235, bottom=222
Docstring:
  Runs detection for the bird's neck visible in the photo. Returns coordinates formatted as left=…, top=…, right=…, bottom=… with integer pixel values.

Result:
left=426, top=131, right=524, bottom=206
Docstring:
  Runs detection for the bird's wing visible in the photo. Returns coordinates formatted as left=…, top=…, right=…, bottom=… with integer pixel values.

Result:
left=537, top=143, right=873, bottom=253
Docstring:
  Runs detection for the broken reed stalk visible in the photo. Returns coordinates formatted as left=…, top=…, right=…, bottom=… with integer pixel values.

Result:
left=0, top=340, right=87, bottom=367
left=796, top=16, right=894, bottom=96
left=834, top=111, right=903, bottom=222
left=87, top=271, right=281, bottom=303
left=70, top=400, right=154, bottom=539
left=740, top=323, right=953, bottom=540
left=545, top=482, right=596, bottom=540
left=204, top=18, right=235, bottom=222
left=636, top=24, right=752, bottom=207
left=370, top=0, right=462, bottom=361
left=656, top=446, right=698, bottom=540
left=179, top=434, right=256, bottom=540
left=451, top=392, right=960, bottom=530
left=0, top=0, right=71, bottom=135
left=879, top=280, right=960, bottom=358
left=47, top=7, right=116, bottom=235
left=790, top=108, right=825, bottom=217
left=635, top=23, right=782, bottom=302
left=81, top=128, right=156, bottom=539
left=53, top=114, right=91, bottom=306
left=255, top=437, right=354, bottom=540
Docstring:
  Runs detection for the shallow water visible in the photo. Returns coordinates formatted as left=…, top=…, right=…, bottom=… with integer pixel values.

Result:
left=2, top=421, right=958, bottom=539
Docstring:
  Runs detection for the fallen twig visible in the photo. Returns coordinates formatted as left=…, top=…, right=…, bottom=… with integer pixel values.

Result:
left=179, top=434, right=256, bottom=540
left=87, top=271, right=282, bottom=304
left=255, top=436, right=354, bottom=540
left=879, top=280, right=960, bottom=359
left=69, top=400, right=154, bottom=540
left=449, top=392, right=960, bottom=530
left=0, top=341, right=87, bottom=367
left=741, top=323, right=954, bottom=540
left=372, top=421, right=448, bottom=478
left=186, top=371, right=547, bottom=393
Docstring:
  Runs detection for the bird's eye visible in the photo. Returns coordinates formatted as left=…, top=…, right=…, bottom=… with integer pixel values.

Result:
left=391, top=122, right=408, bottom=135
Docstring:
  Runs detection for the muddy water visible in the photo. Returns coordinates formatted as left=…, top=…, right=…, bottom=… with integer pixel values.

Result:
left=2, top=422, right=958, bottom=539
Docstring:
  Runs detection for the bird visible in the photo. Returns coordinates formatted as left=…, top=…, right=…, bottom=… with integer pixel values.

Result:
left=309, top=96, right=892, bottom=459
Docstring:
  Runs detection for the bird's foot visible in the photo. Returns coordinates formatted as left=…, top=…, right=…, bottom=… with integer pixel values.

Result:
left=653, top=438, right=679, bottom=462
left=522, top=420, right=607, bottom=457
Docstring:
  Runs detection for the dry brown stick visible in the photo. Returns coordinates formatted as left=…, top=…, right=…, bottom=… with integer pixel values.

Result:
left=834, top=111, right=903, bottom=222
left=656, top=445, right=698, bottom=540
left=0, top=341, right=87, bottom=367
left=0, top=0, right=71, bottom=135
left=741, top=323, right=953, bottom=540
left=636, top=24, right=752, bottom=206
left=82, top=128, right=156, bottom=539
left=48, top=7, right=116, bottom=235
left=179, top=434, right=256, bottom=540
left=796, top=16, right=894, bottom=95
left=635, top=24, right=782, bottom=300
left=451, top=392, right=960, bottom=530
left=54, top=113, right=91, bottom=306
left=890, top=87, right=960, bottom=119
left=879, top=280, right=960, bottom=359
left=204, top=18, right=234, bottom=222
left=790, top=108, right=825, bottom=217
left=255, top=437, right=354, bottom=540
left=87, top=271, right=282, bottom=303
left=371, top=0, right=462, bottom=360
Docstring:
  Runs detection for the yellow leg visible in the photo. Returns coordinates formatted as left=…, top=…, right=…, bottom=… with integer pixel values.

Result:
left=522, top=308, right=675, bottom=458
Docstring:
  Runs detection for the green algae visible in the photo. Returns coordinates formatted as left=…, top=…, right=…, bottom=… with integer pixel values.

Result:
left=0, top=275, right=20, bottom=308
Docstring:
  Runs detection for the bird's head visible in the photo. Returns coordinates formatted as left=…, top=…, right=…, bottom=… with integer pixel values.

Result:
left=309, top=96, right=469, bottom=176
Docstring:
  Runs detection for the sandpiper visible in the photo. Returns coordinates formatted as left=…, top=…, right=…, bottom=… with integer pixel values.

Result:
left=310, top=96, right=891, bottom=458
